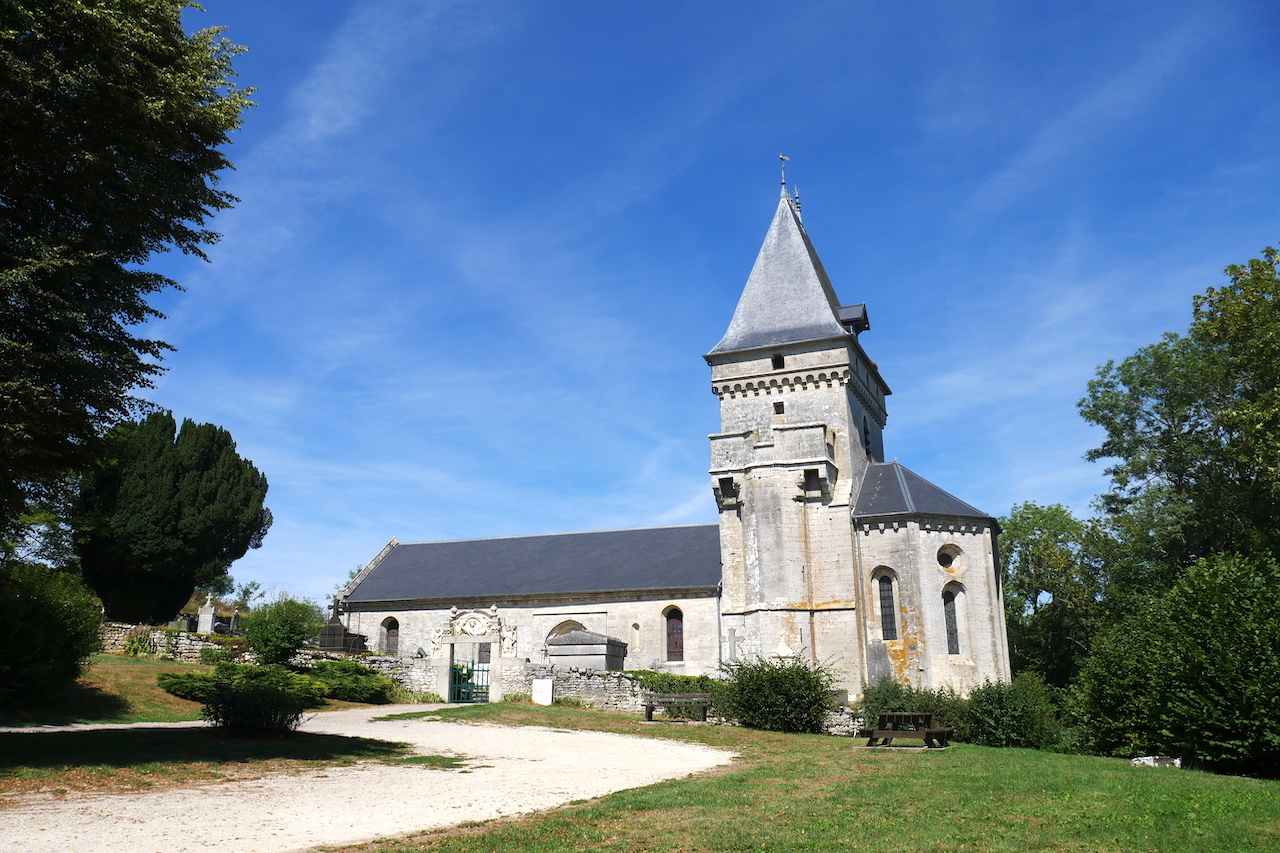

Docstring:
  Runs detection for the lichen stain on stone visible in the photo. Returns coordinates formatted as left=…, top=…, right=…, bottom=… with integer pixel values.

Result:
left=886, top=606, right=924, bottom=683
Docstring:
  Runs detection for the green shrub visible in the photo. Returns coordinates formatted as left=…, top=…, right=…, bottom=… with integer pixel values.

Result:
left=122, top=626, right=152, bottom=657
left=156, top=670, right=217, bottom=702
left=198, top=646, right=234, bottom=665
left=1080, top=553, right=1280, bottom=775
left=308, top=659, right=395, bottom=703
left=0, top=563, right=102, bottom=708
left=552, top=696, right=584, bottom=707
left=629, top=670, right=725, bottom=719
left=719, top=655, right=834, bottom=734
left=243, top=597, right=322, bottom=665
left=856, top=674, right=965, bottom=731
left=502, top=693, right=532, bottom=703
left=201, top=662, right=328, bottom=735
left=957, top=673, right=1060, bottom=749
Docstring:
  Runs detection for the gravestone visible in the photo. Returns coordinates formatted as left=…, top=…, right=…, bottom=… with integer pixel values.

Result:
left=197, top=596, right=216, bottom=635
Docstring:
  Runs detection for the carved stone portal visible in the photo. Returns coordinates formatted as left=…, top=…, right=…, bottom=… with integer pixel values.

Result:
left=434, top=608, right=517, bottom=657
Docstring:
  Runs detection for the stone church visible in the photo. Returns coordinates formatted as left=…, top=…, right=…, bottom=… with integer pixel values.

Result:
left=337, top=187, right=1011, bottom=699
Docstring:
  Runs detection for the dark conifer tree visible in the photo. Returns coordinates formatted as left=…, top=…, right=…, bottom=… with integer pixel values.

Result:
left=73, top=412, right=271, bottom=623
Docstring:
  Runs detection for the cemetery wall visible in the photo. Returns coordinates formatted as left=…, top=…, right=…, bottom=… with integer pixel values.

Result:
left=100, top=622, right=240, bottom=662
left=504, top=663, right=646, bottom=712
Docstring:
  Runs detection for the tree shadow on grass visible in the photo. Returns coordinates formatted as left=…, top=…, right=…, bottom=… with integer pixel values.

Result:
left=0, top=727, right=410, bottom=772
left=0, top=682, right=133, bottom=727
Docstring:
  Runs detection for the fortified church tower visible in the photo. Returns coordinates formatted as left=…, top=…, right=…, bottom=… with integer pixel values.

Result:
left=707, top=187, right=1010, bottom=695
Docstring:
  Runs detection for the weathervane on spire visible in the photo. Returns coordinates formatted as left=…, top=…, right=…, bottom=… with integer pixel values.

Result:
left=779, top=152, right=790, bottom=187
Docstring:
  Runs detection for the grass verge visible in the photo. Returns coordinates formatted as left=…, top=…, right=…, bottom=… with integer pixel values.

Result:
left=0, top=727, right=415, bottom=797
left=336, top=703, right=1280, bottom=853
left=0, top=654, right=208, bottom=726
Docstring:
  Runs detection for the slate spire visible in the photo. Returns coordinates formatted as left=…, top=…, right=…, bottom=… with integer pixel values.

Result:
left=708, top=189, right=848, bottom=355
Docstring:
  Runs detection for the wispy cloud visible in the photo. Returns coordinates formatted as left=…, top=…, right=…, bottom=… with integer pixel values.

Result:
left=961, top=19, right=1205, bottom=222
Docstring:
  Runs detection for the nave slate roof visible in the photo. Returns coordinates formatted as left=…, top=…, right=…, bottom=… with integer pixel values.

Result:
left=854, top=462, right=993, bottom=521
left=344, top=524, right=722, bottom=604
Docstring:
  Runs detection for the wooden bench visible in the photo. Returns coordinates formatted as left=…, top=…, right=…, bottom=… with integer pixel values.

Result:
left=860, top=712, right=953, bottom=748
left=643, top=692, right=712, bottom=722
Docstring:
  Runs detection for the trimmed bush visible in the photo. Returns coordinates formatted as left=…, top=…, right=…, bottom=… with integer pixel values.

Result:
left=719, top=655, right=834, bottom=734
left=201, top=662, right=327, bottom=735
left=0, top=563, right=102, bottom=708
left=243, top=597, right=322, bottom=665
left=958, top=673, right=1060, bottom=749
left=157, top=670, right=217, bottom=702
left=629, top=669, right=725, bottom=719
left=308, top=660, right=395, bottom=703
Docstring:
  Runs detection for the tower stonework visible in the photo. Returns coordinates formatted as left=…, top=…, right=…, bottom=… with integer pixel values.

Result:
left=708, top=190, right=1010, bottom=695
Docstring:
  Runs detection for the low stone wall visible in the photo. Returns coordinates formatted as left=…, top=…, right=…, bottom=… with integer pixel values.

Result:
left=353, top=655, right=439, bottom=695
left=823, top=706, right=863, bottom=737
left=505, top=663, right=645, bottom=713
left=100, top=622, right=244, bottom=663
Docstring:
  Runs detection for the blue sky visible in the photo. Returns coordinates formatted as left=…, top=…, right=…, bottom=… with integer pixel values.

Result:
left=145, top=0, right=1280, bottom=602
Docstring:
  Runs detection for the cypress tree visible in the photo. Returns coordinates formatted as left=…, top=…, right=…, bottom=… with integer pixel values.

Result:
left=74, top=412, right=271, bottom=623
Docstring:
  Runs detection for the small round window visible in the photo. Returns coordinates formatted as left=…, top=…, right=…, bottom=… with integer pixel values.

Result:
left=937, top=544, right=963, bottom=569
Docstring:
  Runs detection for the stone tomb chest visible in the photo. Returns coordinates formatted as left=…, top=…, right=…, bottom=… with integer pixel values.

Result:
left=546, top=630, right=628, bottom=670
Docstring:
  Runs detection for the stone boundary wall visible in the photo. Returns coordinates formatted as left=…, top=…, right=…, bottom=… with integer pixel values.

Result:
left=355, top=655, right=439, bottom=695
left=504, top=663, right=646, bottom=713
left=100, top=622, right=243, bottom=663
left=823, top=706, right=864, bottom=737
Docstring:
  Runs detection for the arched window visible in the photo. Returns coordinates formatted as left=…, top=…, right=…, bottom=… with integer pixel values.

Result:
left=665, top=608, right=684, bottom=662
left=381, top=617, right=399, bottom=655
left=878, top=575, right=897, bottom=640
left=942, top=589, right=960, bottom=655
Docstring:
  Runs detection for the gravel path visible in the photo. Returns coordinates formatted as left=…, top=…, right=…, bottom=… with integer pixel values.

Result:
left=0, top=705, right=736, bottom=853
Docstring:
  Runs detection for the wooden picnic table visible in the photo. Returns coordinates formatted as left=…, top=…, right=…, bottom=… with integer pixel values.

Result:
left=859, top=712, right=953, bottom=748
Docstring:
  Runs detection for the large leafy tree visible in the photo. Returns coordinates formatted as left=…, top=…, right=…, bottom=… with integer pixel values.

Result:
left=998, top=502, right=1105, bottom=688
left=0, top=0, right=252, bottom=528
left=1078, top=242, right=1280, bottom=577
left=73, top=411, right=272, bottom=623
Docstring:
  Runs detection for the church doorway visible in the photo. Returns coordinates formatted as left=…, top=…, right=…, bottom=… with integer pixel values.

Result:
left=380, top=617, right=399, bottom=655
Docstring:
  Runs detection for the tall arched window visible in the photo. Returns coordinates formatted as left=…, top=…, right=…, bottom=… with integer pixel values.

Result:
left=878, top=575, right=897, bottom=640
left=942, top=589, right=960, bottom=655
left=665, top=608, right=684, bottom=662
left=381, top=617, right=399, bottom=655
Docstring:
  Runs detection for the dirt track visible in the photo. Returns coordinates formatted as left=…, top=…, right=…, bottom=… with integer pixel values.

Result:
left=0, top=705, right=736, bottom=853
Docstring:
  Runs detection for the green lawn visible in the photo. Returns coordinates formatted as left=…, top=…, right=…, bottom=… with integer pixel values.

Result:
left=350, top=703, right=1280, bottom=853
left=0, top=653, right=209, bottom=727
left=0, top=726, right=413, bottom=796
left=4, top=665, right=1277, bottom=852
